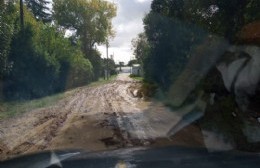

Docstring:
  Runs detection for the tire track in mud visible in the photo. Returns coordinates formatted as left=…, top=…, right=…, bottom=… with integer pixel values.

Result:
left=1, top=93, right=81, bottom=158
left=98, top=80, right=156, bottom=147
left=0, top=74, right=204, bottom=160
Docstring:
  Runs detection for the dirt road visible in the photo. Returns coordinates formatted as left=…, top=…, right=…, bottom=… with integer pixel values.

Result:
left=0, top=73, right=203, bottom=160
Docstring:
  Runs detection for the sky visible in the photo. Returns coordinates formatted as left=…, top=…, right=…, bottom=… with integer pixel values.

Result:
left=97, top=0, right=152, bottom=64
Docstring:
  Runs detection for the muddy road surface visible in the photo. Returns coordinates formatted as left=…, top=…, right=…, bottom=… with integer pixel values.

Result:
left=0, top=73, right=204, bottom=160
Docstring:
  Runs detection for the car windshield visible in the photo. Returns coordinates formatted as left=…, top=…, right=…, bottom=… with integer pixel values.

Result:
left=0, top=0, right=260, bottom=164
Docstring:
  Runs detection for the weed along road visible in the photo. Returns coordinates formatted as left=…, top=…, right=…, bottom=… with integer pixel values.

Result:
left=0, top=73, right=204, bottom=160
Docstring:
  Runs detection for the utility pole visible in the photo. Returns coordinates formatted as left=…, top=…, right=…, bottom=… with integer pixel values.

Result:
left=130, top=55, right=132, bottom=74
left=106, top=40, right=109, bottom=80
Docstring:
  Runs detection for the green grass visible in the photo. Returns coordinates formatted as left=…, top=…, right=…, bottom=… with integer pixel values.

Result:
left=129, top=74, right=143, bottom=81
left=88, top=74, right=117, bottom=87
left=0, top=75, right=118, bottom=120
left=0, top=93, right=65, bottom=120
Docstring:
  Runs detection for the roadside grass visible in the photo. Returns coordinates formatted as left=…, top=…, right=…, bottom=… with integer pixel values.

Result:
left=0, top=75, right=117, bottom=120
left=0, top=93, right=65, bottom=120
left=88, top=74, right=117, bottom=87
left=129, top=74, right=143, bottom=81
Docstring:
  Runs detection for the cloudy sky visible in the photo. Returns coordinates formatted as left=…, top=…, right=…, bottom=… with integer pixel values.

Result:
left=97, top=0, right=152, bottom=64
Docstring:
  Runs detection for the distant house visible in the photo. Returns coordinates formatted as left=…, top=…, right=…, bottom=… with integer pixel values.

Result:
left=131, top=64, right=142, bottom=76
left=116, top=66, right=131, bottom=73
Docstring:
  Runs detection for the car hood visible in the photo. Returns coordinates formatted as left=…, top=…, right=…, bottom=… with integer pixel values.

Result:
left=1, top=146, right=260, bottom=168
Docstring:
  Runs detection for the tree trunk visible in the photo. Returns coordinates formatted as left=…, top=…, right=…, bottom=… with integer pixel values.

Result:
left=20, top=0, right=24, bottom=29
left=0, top=0, right=4, bottom=6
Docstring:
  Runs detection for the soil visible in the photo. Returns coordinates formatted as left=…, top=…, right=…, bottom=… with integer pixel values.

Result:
left=0, top=73, right=204, bottom=161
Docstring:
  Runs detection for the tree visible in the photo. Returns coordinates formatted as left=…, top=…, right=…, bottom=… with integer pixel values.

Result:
left=154, top=0, right=260, bottom=43
left=142, top=0, right=260, bottom=89
left=127, top=59, right=139, bottom=66
left=53, top=0, right=117, bottom=52
left=102, top=58, right=116, bottom=75
left=143, top=11, right=205, bottom=88
left=25, top=0, right=52, bottom=22
left=20, top=0, right=24, bottom=29
left=0, top=1, right=15, bottom=78
left=0, top=1, right=8, bottom=77
left=142, top=0, right=260, bottom=151
left=53, top=0, right=117, bottom=79
left=131, top=33, right=150, bottom=66
left=3, top=5, right=93, bottom=100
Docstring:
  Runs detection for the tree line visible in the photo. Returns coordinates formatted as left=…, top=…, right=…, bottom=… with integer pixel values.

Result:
left=132, top=0, right=260, bottom=151
left=133, top=0, right=259, bottom=91
left=0, top=0, right=117, bottom=100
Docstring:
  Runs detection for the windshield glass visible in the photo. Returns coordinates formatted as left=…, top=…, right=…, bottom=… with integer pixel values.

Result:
left=0, top=0, right=260, bottom=164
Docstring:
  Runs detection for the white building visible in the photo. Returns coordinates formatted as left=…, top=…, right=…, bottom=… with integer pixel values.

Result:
left=116, top=66, right=131, bottom=73
left=131, top=64, right=142, bottom=76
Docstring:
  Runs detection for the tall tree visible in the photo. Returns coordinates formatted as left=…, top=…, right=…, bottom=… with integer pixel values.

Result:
left=25, top=0, right=52, bottom=22
left=20, top=0, right=24, bottom=29
left=131, top=33, right=150, bottom=65
left=155, top=0, right=260, bottom=42
left=0, top=1, right=15, bottom=78
left=53, top=0, right=117, bottom=52
left=0, top=0, right=8, bottom=77
left=141, top=0, right=260, bottom=88
left=4, top=6, right=93, bottom=99
left=53, top=0, right=117, bottom=79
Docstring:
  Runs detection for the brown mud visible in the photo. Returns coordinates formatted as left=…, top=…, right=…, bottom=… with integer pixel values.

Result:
left=0, top=74, right=203, bottom=160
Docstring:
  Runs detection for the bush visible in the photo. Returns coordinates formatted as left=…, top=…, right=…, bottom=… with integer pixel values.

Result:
left=140, top=82, right=158, bottom=98
left=3, top=7, right=93, bottom=100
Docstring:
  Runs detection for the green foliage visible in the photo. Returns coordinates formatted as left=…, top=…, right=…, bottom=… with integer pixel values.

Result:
left=129, top=74, right=143, bottom=81
left=53, top=0, right=117, bottom=49
left=139, top=0, right=259, bottom=91
left=84, top=50, right=102, bottom=80
left=127, top=59, right=139, bottom=66
left=131, top=33, right=150, bottom=66
left=152, top=0, right=260, bottom=42
left=142, top=11, right=205, bottom=89
left=34, top=24, right=93, bottom=90
left=0, top=1, right=16, bottom=78
left=140, top=82, right=158, bottom=98
left=102, top=58, right=117, bottom=76
left=25, top=0, right=52, bottom=22
left=2, top=4, right=93, bottom=100
left=139, top=0, right=260, bottom=150
left=53, top=0, right=117, bottom=80
left=88, top=74, right=117, bottom=87
left=5, top=24, right=58, bottom=99
left=0, top=92, right=65, bottom=119
left=0, top=0, right=117, bottom=101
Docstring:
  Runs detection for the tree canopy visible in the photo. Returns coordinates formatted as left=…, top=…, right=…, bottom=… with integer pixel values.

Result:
left=135, top=0, right=259, bottom=89
left=0, top=1, right=16, bottom=78
left=132, top=0, right=260, bottom=151
left=53, top=0, right=117, bottom=51
left=0, top=0, right=117, bottom=100
left=131, top=33, right=150, bottom=66
left=53, top=0, right=117, bottom=80
left=149, top=0, right=259, bottom=42
left=25, top=0, right=52, bottom=22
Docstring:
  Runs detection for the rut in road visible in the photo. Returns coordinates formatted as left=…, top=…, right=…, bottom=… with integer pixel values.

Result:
left=47, top=75, right=180, bottom=150
left=0, top=74, right=204, bottom=160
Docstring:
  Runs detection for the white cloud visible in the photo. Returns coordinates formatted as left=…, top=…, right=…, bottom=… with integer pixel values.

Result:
left=98, top=0, right=152, bottom=64
left=136, top=0, right=150, bottom=3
